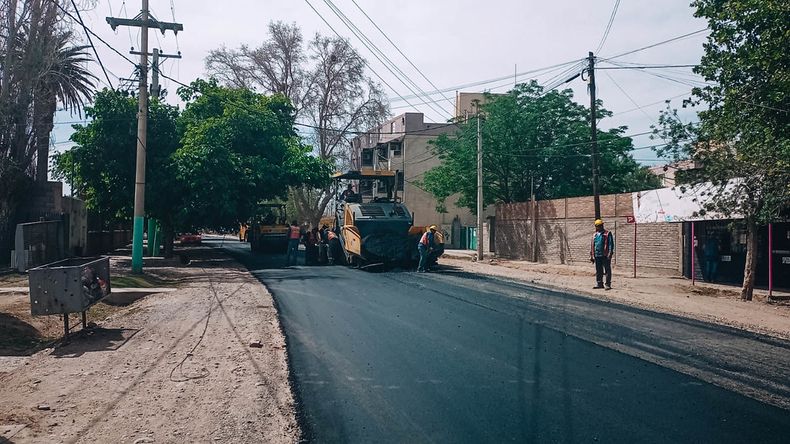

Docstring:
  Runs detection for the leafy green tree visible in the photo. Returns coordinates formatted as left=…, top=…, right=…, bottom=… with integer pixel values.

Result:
left=52, top=89, right=181, bottom=228
left=174, top=79, right=331, bottom=230
left=653, top=0, right=790, bottom=301
left=33, top=31, right=96, bottom=182
left=421, top=82, right=659, bottom=212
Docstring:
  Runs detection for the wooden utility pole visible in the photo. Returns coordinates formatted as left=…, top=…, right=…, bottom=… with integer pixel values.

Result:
left=588, top=51, right=601, bottom=220
left=107, top=2, right=182, bottom=273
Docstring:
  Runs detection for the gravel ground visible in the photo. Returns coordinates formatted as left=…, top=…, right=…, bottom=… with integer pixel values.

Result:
left=0, top=247, right=299, bottom=443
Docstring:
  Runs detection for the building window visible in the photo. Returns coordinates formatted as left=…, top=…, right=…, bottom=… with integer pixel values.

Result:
left=391, top=142, right=402, bottom=157
left=397, top=171, right=404, bottom=191
left=390, top=122, right=394, bottom=133
left=377, top=144, right=388, bottom=160
left=361, top=149, right=373, bottom=167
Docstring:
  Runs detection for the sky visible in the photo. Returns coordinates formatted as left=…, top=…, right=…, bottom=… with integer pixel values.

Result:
left=51, top=0, right=711, bottom=185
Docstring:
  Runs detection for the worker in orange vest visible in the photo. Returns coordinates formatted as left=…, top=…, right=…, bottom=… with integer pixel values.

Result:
left=287, top=220, right=302, bottom=266
left=417, top=225, right=437, bottom=272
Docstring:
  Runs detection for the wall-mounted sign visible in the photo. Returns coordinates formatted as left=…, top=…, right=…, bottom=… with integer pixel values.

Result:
left=721, top=255, right=732, bottom=262
left=782, top=257, right=790, bottom=265
left=626, top=215, right=635, bottom=224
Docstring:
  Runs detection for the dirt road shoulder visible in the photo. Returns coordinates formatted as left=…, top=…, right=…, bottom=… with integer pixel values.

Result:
left=0, top=247, right=299, bottom=443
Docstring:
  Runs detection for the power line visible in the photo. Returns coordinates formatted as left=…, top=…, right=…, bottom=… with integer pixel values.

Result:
left=320, top=0, right=451, bottom=121
left=597, top=64, right=699, bottom=70
left=612, top=92, right=690, bottom=116
left=595, top=0, right=621, bottom=53
left=350, top=0, right=453, bottom=109
left=390, top=58, right=585, bottom=103
left=302, top=0, right=428, bottom=120
left=70, top=0, right=114, bottom=90
left=48, top=0, right=138, bottom=66
left=603, top=28, right=708, bottom=60
left=603, top=71, right=654, bottom=121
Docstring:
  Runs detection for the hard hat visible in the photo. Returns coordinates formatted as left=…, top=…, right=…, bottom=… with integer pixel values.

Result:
left=429, top=225, right=437, bottom=231
left=594, top=219, right=604, bottom=226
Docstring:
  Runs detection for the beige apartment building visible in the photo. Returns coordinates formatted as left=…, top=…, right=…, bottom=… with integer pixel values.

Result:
left=349, top=112, right=482, bottom=246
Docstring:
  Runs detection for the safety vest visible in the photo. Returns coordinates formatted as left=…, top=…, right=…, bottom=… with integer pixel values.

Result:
left=289, top=226, right=301, bottom=240
left=419, top=231, right=432, bottom=246
left=590, top=230, right=613, bottom=257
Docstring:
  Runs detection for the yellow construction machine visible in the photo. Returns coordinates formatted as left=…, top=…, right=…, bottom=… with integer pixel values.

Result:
left=330, top=169, right=443, bottom=268
left=246, top=203, right=290, bottom=253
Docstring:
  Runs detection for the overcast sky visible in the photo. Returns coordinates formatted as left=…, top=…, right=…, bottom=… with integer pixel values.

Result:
left=52, top=0, right=710, bottom=171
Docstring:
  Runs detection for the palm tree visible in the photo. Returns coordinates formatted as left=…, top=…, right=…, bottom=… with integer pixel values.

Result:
left=33, top=31, right=96, bottom=182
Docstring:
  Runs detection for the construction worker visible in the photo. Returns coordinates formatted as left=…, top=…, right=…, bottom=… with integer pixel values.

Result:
left=340, top=183, right=357, bottom=202
left=417, top=225, right=437, bottom=272
left=287, top=220, right=301, bottom=266
left=590, top=219, right=615, bottom=289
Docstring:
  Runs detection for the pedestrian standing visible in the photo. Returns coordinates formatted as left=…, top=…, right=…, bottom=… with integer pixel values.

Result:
left=417, top=225, right=437, bottom=272
left=590, top=219, right=615, bottom=290
left=287, top=220, right=301, bottom=266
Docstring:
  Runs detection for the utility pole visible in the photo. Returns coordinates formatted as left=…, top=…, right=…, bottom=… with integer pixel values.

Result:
left=476, top=113, right=484, bottom=261
left=588, top=51, right=601, bottom=220
left=132, top=48, right=182, bottom=99
left=531, top=173, right=537, bottom=262
left=108, top=2, right=183, bottom=274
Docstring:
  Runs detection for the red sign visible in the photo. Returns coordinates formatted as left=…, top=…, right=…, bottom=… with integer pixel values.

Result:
left=626, top=215, right=636, bottom=224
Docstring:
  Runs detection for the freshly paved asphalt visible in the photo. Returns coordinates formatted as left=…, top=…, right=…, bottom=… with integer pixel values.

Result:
left=216, top=238, right=790, bottom=444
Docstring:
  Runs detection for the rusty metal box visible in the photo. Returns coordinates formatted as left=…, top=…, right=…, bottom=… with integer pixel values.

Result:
left=28, top=257, right=111, bottom=316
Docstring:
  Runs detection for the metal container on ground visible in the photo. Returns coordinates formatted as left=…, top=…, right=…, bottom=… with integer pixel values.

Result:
left=28, top=257, right=111, bottom=318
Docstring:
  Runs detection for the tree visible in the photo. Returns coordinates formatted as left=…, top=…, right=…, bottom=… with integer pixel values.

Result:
left=0, top=0, right=90, bottom=263
left=33, top=31, right=95, bottom=182
left=205, top=22, right=387, bottom=225
left=421, top=82, right=660, bottom=213
left=55, top=82, right=331, bottom=255
left=52, top=89, right=181, bottom=230
left=174, top=79, right=331, bottom=230
left=652, top=0, right=790, bottom=301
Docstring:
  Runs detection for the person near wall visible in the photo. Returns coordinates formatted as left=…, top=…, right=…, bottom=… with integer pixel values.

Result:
left=590, top=219, right=615, bottom=290
left=703, top=236, right=720, bottom=282
left=417, top=225, right=437, bottom=273
left=286, top=220, right=302, bottom=266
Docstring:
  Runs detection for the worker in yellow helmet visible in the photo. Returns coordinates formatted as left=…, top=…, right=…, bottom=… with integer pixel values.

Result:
left=590, top=219, right=615, bottom=289
left=417, top=225, right=438, bottom=272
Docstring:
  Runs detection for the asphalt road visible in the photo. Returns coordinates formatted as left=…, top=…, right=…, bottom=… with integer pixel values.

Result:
left=216, top=238, right=790, bottom=444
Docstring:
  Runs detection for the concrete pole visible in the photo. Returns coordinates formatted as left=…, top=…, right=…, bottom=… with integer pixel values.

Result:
left=131, top=0, right=149, bottom=274
left=476, top=114, right=483, bottom=261
left=150, top=48, right=159, bottom=99
left=588, top=51, right=601, bottom=220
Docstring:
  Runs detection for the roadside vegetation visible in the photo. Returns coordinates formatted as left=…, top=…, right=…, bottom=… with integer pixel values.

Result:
left=652, top=0, right=790, bottom=300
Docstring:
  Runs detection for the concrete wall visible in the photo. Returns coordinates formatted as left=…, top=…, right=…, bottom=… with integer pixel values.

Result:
left=496, top=192, right=684, bottom=275
left=62, top=197, right=87, bottom=256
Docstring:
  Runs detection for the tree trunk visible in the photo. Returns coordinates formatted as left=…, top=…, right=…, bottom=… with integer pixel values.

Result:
left=161, top=223, right=175, bottom=258
left=0, top=196, right=16, bottom=267
left=34, top=93, right=56, bottom=182
left=740, top=219, right=758, bottom=301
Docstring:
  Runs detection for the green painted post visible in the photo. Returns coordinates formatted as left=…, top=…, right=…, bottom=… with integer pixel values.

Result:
left=153, top=220, right=161, bottom=257
left=132, top=216, right=145, bottom=273
left=147, top=218, right=155, bottom=256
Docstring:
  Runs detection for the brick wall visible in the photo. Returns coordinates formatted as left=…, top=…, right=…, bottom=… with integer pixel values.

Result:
left=496, top=192, right=683, bottom=275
